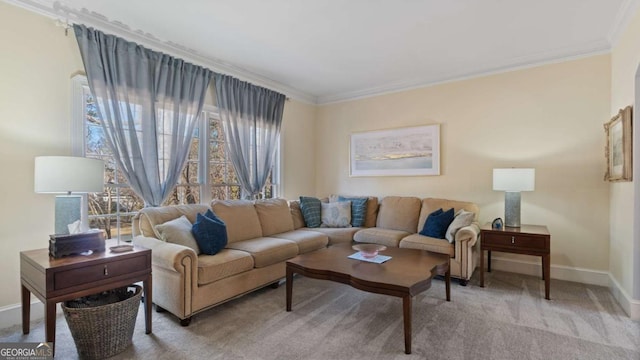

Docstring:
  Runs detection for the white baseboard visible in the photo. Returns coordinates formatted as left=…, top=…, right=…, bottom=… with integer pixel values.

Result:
left=0, top=300, right=62, bottom=331
left=608, top=274, right=640, bottom=320
left=488, top=256, right=610, bottom=286
left=489, top=256, right=640, bottom=319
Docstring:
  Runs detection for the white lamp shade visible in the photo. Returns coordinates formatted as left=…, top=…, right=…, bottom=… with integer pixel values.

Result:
left=493, top=168, right=535, bottom=192
left=34, top=156, right=105, bottom=193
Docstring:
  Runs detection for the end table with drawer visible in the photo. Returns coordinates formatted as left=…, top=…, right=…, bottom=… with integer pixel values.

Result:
left=479, top=224, right=551, bottom=299
left=20, top=239, right=152, bottom=354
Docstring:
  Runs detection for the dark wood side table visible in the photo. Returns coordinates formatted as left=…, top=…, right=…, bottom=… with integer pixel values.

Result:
left=20, top=239, right=152, bottom=355
left=479, top=224, right=551, bottom=299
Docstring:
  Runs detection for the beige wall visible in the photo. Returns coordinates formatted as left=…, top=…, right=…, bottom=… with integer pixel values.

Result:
left=317, top=55, right=612, bottom=271
left=0, top=2, right=316, bottom=312
left=280, top=100, right=317, bottom=199
left=0, top=3, right=84, bottom=308
left=610, top=7, right=640, bottom=298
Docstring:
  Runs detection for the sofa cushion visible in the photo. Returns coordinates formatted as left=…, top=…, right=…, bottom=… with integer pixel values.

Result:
left=299, top=196, right=322, bottom=228
left=329, top=195, right=378, bottom=228
left=418, top=198, right=479, bottom=233
left=136, top=204, right=211, bottom=238
left=211, top=200, right=263, bottom=243
left=337, top=196, right=368, bottom=227
left=376, top=196, right=422, bottom=233
left=226, top=237, right=299, bottom=268
left=254, top=198, right=295, bottom=236
left=419, top=208, right=455, bottom=239
left=446, top=210, right=475, bottom=243
left=197, top=249, right=255, bottom=285
left=289, top=200, right=306, bottom=229
left=400, top=233, right=455, bottom=257
left=154, top=215, right=201, bottom=254
left=353, top=228, right=412, bottom=247
left=304, top=227, right=361, bottom=245
left=273, top=230, right=329, bottom=254
left=192, top=212, right=228, bottom=255
left=321, top=201, right=352, bottom=228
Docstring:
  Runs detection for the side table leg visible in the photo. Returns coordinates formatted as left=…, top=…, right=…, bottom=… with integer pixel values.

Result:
left=21, top=285, right=30, bottom=335
left=144, top=276, right=152, bottom=334
left=543, top=254, right=550, bottom=300
left=480, top=249, right=485, bottom=288
left=403, top=296, right=412, bottom=354
left=45, top=300, right=56, bottom=355
left=487, top=250, right=492, bottom=272
left=286, top=266, right=293, bottom=311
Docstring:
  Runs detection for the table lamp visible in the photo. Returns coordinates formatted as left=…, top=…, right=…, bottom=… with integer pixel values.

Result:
left=493, top=168, right=535, bottom=228
left=34, top=156, right=104, bottom=234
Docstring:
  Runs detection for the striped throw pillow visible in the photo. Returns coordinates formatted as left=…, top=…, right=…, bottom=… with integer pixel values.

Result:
left=338, top=196, right=368, bottom=227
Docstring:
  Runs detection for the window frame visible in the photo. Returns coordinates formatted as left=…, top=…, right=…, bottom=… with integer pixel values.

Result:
left=71, top=75, right=281, bottom=228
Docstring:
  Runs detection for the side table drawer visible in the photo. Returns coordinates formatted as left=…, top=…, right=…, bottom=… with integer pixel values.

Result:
left=482, top=233, right=547, bottom=251
left=54, top=255, right=148, bottom=290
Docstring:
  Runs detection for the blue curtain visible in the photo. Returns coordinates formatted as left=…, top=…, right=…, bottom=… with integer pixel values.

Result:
left=74, top=24, right=213, bottom=206
left=214, top=74, right=285, bottom=199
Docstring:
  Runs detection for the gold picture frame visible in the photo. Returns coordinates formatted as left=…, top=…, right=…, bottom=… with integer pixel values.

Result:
left=604, top=106, right=633, bottom=182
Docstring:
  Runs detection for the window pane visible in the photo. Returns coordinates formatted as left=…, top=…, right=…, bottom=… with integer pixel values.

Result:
left=209, top=163, right=226, bottom=184
left=164, top=185, right=200, bottom=205
left=211, top=186, right=227, bottom=201
left=209, top=141, right=226, bottom=162
left=230, top=185, right=241, bottom=200
left=210, top=119, right=223, bottom=140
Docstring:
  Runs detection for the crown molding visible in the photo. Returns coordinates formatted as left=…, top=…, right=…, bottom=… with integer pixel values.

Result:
left=318, top=39, right=611, bottom=105
left=607, top=0, right=640, bottom=47
left=3, top=0, right=318, bottom=104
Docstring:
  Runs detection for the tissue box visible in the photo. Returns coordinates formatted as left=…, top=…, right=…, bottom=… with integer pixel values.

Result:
left=49, top=231, right=106, bottom=258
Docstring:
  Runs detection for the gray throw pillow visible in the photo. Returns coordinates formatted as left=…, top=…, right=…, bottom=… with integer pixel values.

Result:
left=155, top=215, right=201, bottom=253
left=320, top=201, right=352, bottom=228
left=445, top=210, right=475, bottom=243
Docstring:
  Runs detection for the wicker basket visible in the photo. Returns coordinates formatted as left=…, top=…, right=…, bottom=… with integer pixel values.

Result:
left=62, top=285, right=141, bottom=360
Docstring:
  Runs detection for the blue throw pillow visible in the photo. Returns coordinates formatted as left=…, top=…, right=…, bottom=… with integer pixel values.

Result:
left=299, top=196, right=322, bottom=228
left=338, top=196, right=368, bottom=227
left=192, top=212, right=228, bottom=255
left=419, top=208, right=455, bottom=239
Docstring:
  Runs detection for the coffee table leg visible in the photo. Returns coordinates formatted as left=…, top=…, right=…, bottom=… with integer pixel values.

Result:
left=403, top=296, right=412, bottom=354
left=286, top=266, right=293, bottom=311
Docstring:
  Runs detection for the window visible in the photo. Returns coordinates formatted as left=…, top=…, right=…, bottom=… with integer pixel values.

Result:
left=72, top=76, right=279, bottom=239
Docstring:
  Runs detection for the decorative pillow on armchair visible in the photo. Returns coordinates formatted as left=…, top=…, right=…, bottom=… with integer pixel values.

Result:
left=419, top=208, right=455, bottom=239
left=320, top=201, right=352, bottom=228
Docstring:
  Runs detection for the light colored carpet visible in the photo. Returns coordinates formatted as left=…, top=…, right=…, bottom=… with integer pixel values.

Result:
left=2, top=270, right=639, bottom=359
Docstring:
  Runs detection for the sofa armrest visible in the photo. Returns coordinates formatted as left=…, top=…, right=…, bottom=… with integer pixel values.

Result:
left=132, top=236, right=198, bottom=273
left=454, top=223, right=480, bottom=247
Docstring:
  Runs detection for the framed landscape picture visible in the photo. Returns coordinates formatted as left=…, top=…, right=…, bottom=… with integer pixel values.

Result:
left=350, top=124, right=440, bottom=176
left=604, top=106, right=633, bottom=182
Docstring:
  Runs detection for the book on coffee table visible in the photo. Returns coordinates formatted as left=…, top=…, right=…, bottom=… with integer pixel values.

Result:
left=348, top=252, right=392, bottom=264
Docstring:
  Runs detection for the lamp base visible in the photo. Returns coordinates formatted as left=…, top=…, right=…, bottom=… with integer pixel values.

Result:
left=55, top=195, right=81, bottom=235
left=110, top=244, right=134, bottom=253
left=504, top=192, right=521, bottom=228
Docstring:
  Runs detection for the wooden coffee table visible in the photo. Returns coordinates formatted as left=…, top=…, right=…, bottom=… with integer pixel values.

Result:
left=286, top=243, right=450, bottom=354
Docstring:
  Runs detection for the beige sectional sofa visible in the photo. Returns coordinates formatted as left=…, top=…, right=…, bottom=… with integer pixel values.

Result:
left=131, top=195, right=479, bottom=325
left=353, top=196, right=480, bottom=285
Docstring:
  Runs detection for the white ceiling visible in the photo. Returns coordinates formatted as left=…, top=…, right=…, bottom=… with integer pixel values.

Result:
left=9, top=0, right=640, bottom=104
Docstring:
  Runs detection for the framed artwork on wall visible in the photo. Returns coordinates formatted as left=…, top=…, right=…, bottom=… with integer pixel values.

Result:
left=350, top=124, right=440, bottom=177
left=604, top=106, right=633, bottom=182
